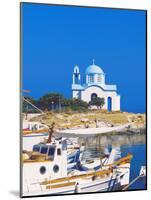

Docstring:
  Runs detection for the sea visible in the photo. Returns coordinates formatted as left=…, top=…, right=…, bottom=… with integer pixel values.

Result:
left=79, top=131, right=146, bottom=191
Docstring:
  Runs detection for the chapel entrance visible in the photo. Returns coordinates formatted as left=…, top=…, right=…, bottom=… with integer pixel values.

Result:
left=107, top=97, right=112, bottom=111
left=91, top=93, right=97, bottom=101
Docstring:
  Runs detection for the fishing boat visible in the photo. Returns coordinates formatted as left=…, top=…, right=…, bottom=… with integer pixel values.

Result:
left=56, top=123, right=131, bottom=138
left=22, top=95, right=50, bottom=151
left=122, top=166, right=146, bottom=191
left=67, top=146, right=121, bottom=172
left=23, top=120, right=49, bottom=151
left=22, top=138, right=132, bottom=196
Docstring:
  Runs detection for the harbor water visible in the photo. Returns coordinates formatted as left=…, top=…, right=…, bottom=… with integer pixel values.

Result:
left=79, top=131, right=146, bottom=191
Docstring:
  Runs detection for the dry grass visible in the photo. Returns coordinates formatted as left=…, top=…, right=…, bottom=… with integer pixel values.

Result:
left=29, top=110, right=146, bottom=129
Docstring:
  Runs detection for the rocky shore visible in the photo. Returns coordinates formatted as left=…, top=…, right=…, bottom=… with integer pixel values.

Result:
left=25, top=111, right=146, bottom=134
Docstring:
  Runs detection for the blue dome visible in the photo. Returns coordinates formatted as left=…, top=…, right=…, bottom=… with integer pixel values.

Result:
left=86, top=64, right=104, bottom=74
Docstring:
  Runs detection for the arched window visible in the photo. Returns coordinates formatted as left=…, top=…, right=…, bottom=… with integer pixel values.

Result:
left=89, top=75, right=94, bottom=83
left=91, top=93, right=97, bottom=101
left=97, top=75, right=101, bottom=83
left=75, top=73, right=79, bottom=84
left=74, top=65, right=79, bottom=74
left=107, top=97, right=112, bottom=111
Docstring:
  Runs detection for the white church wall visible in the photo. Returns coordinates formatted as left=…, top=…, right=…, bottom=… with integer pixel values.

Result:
left=112, top=95, right=120, bottom=111
left=94, top=74, right=97, bottom=84
left=72, top=74, right=75, bottom=84
left=103, top=97, right=108, bottom=110
left=72, top=90, right=81, bottom=99
left=81, top=86, right=120, bottom=111
left=101, top=74, right=105, bottom=84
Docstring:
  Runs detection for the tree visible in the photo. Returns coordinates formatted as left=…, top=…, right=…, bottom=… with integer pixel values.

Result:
left=89, top=97, right=105, bottom=109
left=61, top=98, right=71, bottom=107
left=39, top=93, right=64, bottom=111
left=23, top=93, right=89, bottom=112
left=70, top=98, right=89, bottom=111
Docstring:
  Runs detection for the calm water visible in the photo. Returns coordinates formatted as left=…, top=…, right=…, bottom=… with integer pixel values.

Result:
left=78, top=132, right=146, bottom=190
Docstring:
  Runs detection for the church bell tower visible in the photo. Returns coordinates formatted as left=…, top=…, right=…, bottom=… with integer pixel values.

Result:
left=72, top=65, right=80, bottom=84
left=72, top=65, right=81, bottom=99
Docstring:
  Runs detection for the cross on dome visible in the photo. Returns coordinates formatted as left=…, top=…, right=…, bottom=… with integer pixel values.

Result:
left=92, top=59, right=95, bottom=65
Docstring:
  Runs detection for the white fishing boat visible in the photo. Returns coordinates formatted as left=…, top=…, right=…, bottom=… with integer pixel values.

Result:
left=68, top=146, right=121, bottom=172
left=22, top=96, right=50, bottom=151
left=56, top=123, right=131, bottom=138
left=122, top=165, right=146, bottom=191
left=22, top=138, right=132, bottom=196
left=23, top=120, right=49, bottom=151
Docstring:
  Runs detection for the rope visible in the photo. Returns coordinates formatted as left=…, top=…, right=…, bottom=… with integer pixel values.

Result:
left=122, top=175, right=141, bottom=190
left=23, top=97, right=44, bottom=114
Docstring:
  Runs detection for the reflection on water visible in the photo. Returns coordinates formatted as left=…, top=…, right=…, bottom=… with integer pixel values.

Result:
left=79, top=132, right=145, bottom=149
left=78, top=132, right=146, bottom=190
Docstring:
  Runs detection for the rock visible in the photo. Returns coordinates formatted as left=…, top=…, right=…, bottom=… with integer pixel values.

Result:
left=81, top=118, right=89, bottom=122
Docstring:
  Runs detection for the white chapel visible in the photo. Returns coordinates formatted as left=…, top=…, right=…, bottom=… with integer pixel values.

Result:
left=72, top=60, right=120, bottom=111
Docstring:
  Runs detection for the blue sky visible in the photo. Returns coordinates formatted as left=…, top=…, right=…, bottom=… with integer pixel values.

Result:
left=22, top=3, right=146, bottom=113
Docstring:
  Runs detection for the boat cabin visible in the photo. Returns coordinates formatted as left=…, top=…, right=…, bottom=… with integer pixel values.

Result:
left=23, top=139, right=68, bottom=192
left=31, top=142, right=64, bottom=161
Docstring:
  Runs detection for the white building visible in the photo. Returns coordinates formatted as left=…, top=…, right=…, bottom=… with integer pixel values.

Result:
left=72, top=60, right=120, bottom=111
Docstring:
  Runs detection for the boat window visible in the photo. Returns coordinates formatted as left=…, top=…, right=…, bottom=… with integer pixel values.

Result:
left=53, top=165, right=59, bottom=173
left=48, top=147, right=55, bottom=156
left=40, top=146, right=48, bottom=154
left=57, top=148, right=61, bottom=155
left=40, top=166, right=46, bottom=175
left=33, top=145, right=40, bottom=152
left=62, top=140, right=67, bottom=150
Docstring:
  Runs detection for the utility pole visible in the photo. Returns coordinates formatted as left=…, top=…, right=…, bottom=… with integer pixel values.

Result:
left=58, top=95, right=61, bottom=113
left=51, top=101, right=54, bottom=112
